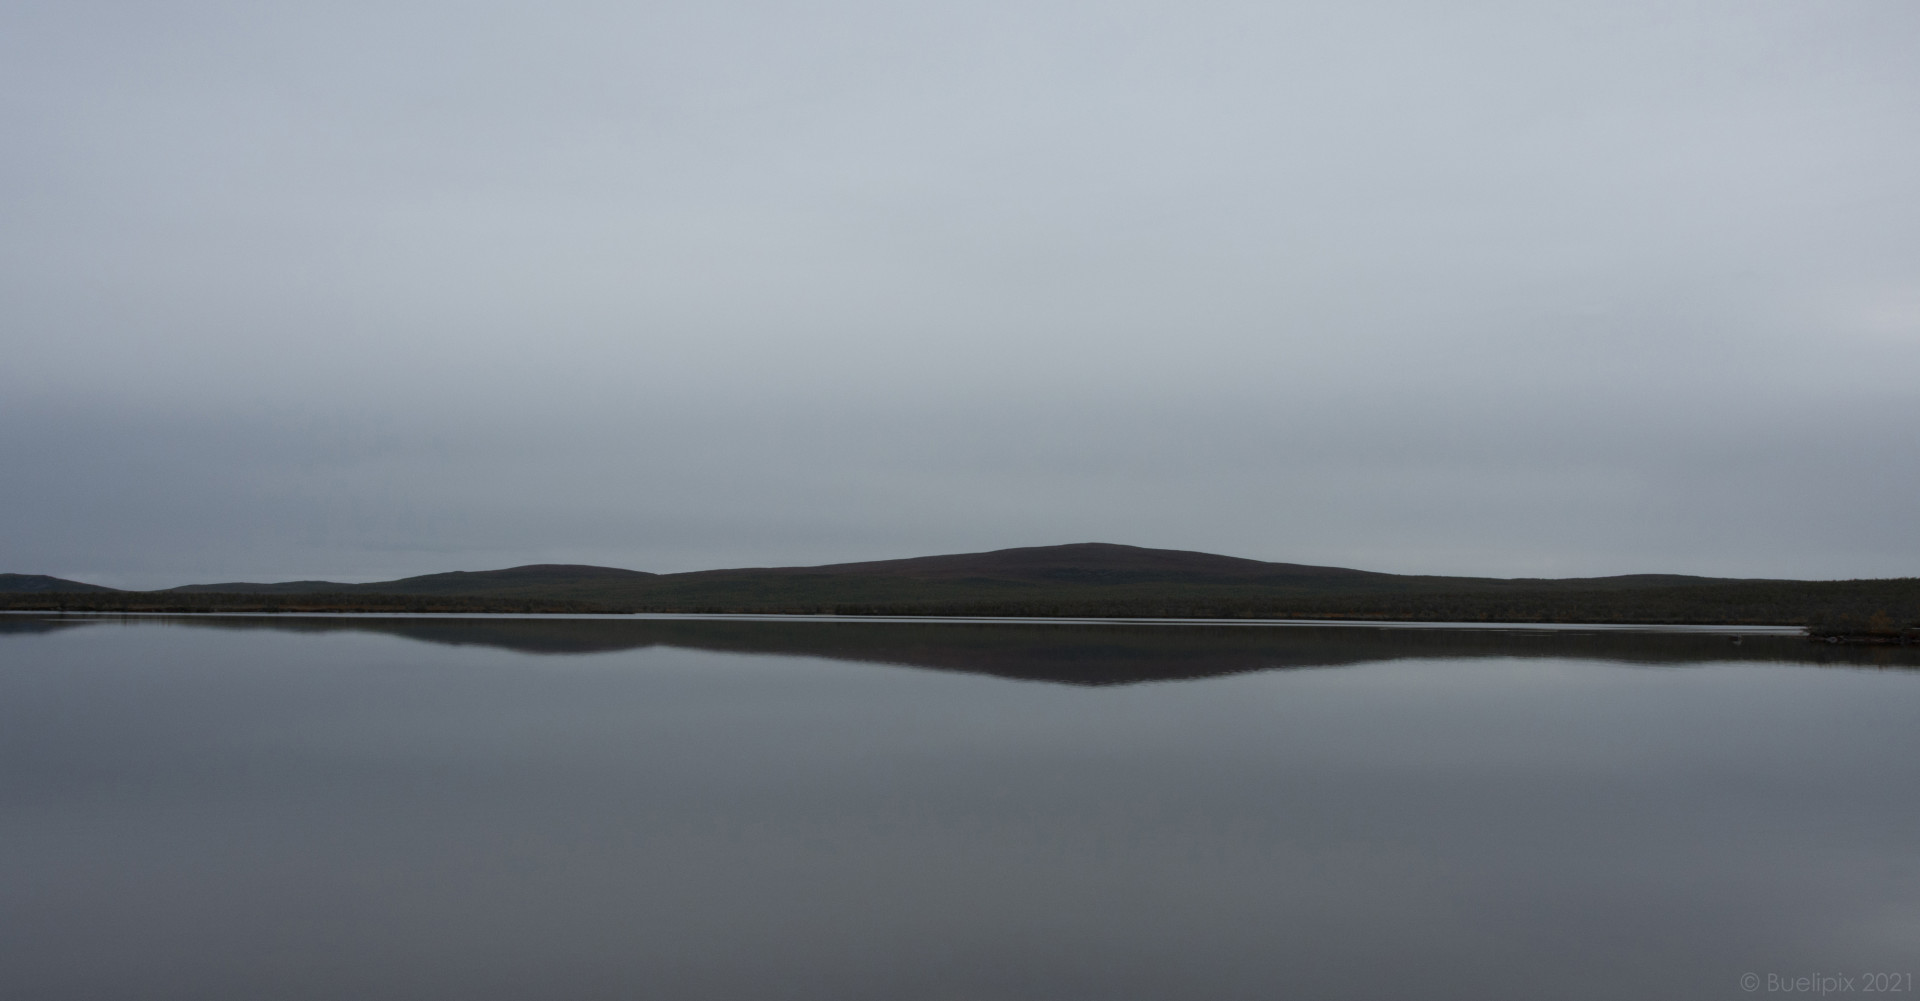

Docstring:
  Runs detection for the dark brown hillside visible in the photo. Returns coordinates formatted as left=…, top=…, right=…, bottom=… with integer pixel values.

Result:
left=169, top=564, right=657, bottom=596
left=359, top=564, right=658, bottom=595
left=0, top=573, right=120, bottom=593
left=686, top=542, right=1385, bottom=584
left=6, top=545, right=1913, bottom=630
left=170, top=579, right=358, bottom=594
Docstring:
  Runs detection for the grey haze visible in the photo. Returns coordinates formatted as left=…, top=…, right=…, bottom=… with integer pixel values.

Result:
left=2, top=0, right=1916, bottom=588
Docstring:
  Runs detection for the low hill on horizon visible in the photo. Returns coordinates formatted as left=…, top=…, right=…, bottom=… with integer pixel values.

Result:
left=5, top=543, right=1914, bottom=629
left=158, top=542, right=1745, bottom=593
left=694, top=542, right=1385, bottom=583
left=168, top=563, right=658, bottom=597
left=156, top=544, right=1395, bottom=594
left=0, top=573, right=121, bottom=594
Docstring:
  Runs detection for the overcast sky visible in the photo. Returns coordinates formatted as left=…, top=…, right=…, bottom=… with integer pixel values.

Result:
left=3, top=0, right=1916, bottom=588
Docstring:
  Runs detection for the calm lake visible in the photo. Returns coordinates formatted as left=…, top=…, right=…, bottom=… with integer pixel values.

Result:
left=3, top=614, right=1917, bottom=1000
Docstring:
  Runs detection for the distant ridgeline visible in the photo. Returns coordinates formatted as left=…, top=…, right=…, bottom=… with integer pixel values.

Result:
left=3, top=544, right=1917, bottom=635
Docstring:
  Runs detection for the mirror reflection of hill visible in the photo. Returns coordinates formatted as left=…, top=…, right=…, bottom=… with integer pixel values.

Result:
left=11, top=615, right=1917, bottom=684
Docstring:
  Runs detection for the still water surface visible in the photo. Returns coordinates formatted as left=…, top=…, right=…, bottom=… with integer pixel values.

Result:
left=3, top=615, right=1917, bottom=1000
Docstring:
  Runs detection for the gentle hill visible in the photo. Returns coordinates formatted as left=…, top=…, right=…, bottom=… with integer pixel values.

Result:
left=361, top=564, right=659, bottom=597
left=5, top=544, right=1914, bottom=629
left=694, top=542, right=1383, bottom=584
left=0, top=573, right=119, bottom=593
left=169, top=579, right=358, bottom=594
left=169, top=564, right=657, bottom=597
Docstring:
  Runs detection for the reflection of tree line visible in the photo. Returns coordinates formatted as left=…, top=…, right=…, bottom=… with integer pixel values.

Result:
left=10, top=615, right=1915, bottom=685
left=4, top=576, right=1916, bottom=632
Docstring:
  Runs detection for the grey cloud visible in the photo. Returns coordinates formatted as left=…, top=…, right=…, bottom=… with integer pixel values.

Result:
left=2, top=0, right=1916, bottom=585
